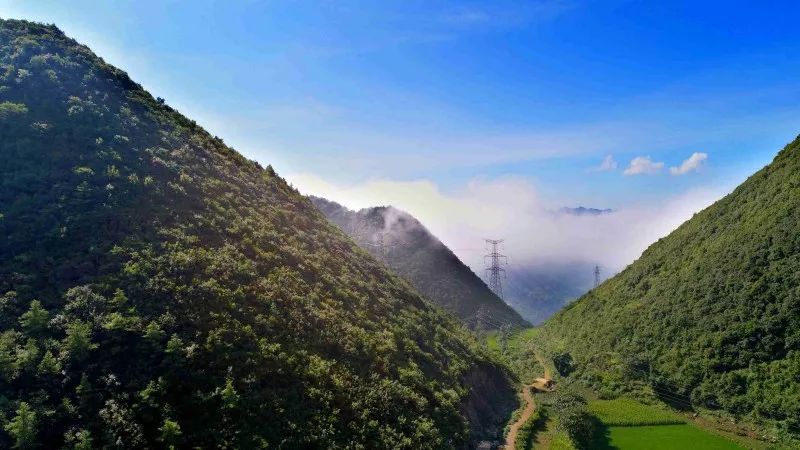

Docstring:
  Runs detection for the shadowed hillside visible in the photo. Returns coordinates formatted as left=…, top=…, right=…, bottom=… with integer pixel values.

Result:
left=311, top=196, right=529, bottom=331
left=0, top=19, right=517, bottom=448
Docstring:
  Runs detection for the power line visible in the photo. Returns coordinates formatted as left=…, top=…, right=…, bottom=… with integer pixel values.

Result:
left=484, top=239, right=507, bottom=299
left=587, top=352, right=721, bottom=410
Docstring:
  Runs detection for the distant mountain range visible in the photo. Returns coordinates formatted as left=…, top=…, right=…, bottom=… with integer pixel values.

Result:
left=558, top=206, right=614, bottom=216
left=310, top=196, right=530, bottom=331
left=503, top=262, right=595, bottom=325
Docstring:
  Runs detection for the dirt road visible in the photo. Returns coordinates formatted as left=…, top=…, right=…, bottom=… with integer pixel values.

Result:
left=505, top=384, right=535, bottom=449
left=504, top=353, right=552, bottom=450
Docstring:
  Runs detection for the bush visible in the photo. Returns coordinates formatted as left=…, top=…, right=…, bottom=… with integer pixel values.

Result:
left=551, top=393, right=595, bottom=449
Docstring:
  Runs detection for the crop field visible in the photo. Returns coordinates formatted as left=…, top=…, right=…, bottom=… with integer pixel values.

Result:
left=588, top=398, right=685, bottom=426
left=587, top=398, right=747, bottom=449
left=594, top=424, right=745, bottom=450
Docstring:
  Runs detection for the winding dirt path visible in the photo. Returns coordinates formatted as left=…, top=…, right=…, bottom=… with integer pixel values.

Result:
left=505, top=384, right=535, bottom=449
left=504, top=353, right=552, bottom=449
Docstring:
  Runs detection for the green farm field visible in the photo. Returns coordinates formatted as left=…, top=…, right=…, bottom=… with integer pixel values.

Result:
left=588, top=398, right=685, bottom=426
left=593, top=424, right=746, bottom=450
left=588, top=398, right=753, bottom=450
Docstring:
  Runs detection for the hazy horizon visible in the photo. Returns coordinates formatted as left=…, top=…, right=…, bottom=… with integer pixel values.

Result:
left=4, top=0, right=800, bottom=279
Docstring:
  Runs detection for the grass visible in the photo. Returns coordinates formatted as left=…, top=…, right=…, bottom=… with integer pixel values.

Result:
left=508, top=327, right=541, bottom=347
left=593, top=424, right=746, bottom=450
left=486, top=333, right=500, bottom=352
left=588, top=397, right=749, bottom=450
left=550, top=430, right=577, bottom=450
left=515, top=407, right=546, bottom=450
left=588, top=398, right=685, bottom=426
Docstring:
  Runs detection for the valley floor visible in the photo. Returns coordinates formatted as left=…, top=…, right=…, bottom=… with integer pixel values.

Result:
left=591, top=424, right=744, bottom=450
left=490, top=328, right=776, bottom=450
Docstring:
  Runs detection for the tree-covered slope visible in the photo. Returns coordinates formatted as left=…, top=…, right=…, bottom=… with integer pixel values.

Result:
left=310, top=197, right=529, bottom=331
left=0, top=19, right=517, bottom=448
left=542, top=136, right=800, bottom=436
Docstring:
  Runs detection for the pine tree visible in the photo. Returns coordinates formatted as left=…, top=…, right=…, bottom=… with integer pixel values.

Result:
left=4, top=402, right=37, bottom=449
left=19, top=300, right=48, bottom=335
left=159, top=418, right=182, bottom=449
left=37, top=350, right=61, bottom=375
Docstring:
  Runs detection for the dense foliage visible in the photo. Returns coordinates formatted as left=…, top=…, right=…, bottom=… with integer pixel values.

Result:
left=513, top=404, right=544, bottom=450
left=310, top=197, right=528, bottom=330
left=542, top=136, right=800, bottom=439
left=486, top=328, right=546, bottom=384
left=0, top=19, right=516, bottom=448
left=535, top=391, right=595, bottom=449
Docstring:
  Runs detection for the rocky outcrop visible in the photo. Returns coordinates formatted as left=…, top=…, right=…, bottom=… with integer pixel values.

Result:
left=461, top=363, right=519, bottom=448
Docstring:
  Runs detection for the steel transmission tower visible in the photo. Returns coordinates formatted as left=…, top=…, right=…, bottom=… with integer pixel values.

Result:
left=594, top=264, right=601, bottom=288
left=484, top=239, right=507, bottom=299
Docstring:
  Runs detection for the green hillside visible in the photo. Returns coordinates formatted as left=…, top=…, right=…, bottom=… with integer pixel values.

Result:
left=310, top=197, right=529, bottom=330
left=0, top=19, right=517, bottom=448
left=542, top=136, right=800, bottom=438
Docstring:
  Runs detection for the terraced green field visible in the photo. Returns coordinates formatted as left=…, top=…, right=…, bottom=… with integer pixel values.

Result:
left=588, top=398, right=685, bottom=426
left=589, top=399, right=745, bottom=450
left=594, top=424, right=745, bottom=450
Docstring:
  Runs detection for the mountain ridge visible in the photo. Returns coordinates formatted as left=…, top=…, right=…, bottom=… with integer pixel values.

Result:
left=542, top=134, right=800, bottom=437
left=310, top=196, right=529, bottom=331
left=0, top=19, right=516, bottom=448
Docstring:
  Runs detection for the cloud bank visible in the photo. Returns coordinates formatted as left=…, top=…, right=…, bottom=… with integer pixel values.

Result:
left=289, top=173, right=728, bottom=274
left=670, top=152, right=708, bottom=175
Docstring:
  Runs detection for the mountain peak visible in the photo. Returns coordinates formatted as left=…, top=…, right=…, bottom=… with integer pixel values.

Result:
left=310, top=196, right=529, bottom=330
left=0, top=21, right=515, bottom=447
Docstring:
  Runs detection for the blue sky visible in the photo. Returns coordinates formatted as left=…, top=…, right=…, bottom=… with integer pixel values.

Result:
left=3, top=0, right=800, bottom=211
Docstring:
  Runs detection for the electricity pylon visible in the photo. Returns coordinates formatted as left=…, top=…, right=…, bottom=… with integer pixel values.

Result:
left=484, top=239, right=507, bottom=299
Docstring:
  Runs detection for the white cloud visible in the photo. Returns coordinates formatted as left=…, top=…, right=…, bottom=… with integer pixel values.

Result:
left=670, top=152, right=708, bottom=175
left=623, top=156, right=664, bottom=176
left=589, top=154, right=617, bottom=172
left=288, top=173, right=728, bottom=273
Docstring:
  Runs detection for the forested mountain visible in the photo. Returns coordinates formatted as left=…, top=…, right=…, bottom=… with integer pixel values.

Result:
left=0, top=19, right=517, bottom=448
left=503, top=263, right=594, bottom=325
left=310, top=197, right=529, bottom=331
left=542, top=136, right=800, bottom=437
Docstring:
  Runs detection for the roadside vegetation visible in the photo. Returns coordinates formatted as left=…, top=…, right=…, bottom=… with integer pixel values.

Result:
left=514, top=406, right=546, bottom=450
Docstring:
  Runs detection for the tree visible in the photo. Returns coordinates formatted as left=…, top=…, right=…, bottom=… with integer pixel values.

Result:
left=19, top=300, right=48, bottom=335
left=62, top=321, right=96, bottom=362
left=17, top=339, right=40, bottom=373
left=37, top=350, right=61, bottom=375
left=4, top=402, right=37, bottom=449
left=64, top=429, right=92, bottom=450
left=159, top=418, right=182, bottom=449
